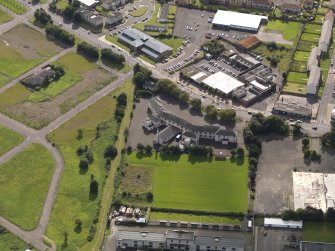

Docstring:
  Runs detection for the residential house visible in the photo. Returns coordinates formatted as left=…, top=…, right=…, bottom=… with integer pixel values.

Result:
left=281, top=1, right=302, bottom=13
left=307, top=47, right=321, bottom=72
left=101, top=0, right=128, bottom=10
left=21, top=67, right=54, bottom=90
left=318, top=12, right=334, bottom=55
left=251, top=0, right=273, bottom=10
left=306, top=65, right=322, bottom=95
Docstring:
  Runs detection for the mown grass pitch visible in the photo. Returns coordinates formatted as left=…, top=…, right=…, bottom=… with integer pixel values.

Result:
left=0, top=144, right=55, bottom=230
left=127, top=153, right=248, bottom=213
left=0, top=125, right=24, bottom=156
left=303, top=221, right=335, bottom=243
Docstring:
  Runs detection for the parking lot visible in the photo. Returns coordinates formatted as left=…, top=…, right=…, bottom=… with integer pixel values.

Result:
left=256, top=227, right=302, bottom=251
left=254, top=135, right=335, bottom=214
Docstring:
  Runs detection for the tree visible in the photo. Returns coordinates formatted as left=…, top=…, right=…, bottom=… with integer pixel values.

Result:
left=146, top=192, right=153, bottom=202
left=133, top=72, right=146, bottom=88
left=236, top=147, right=244, bottom=157
left=117, top=93, right=127, bottom=106
left=145, top=145, right=153, bottom=154
left=77, top=129, right=83, bottom=140
left=101, top=48, right=125, bottom=64
left=75, top=218, right=82, bottom=228
left=90, top=179, right=99, bottom=194
left=77, top=42, right=99, bottom=60
left=179, top=91, right=190, bottom=104
left=205, top=105, right=218, bottom=119
left=248, top=144, right=261, bottom=158
left=292, top=124, right=301, bottom=136
left=190, top=98, right=202, bottom=111
left=326, top=207, right=335, bottom=220
left=137, top=143, right=144, bottom=153
left=79, top=157, right=89, bottom=170
left=218, top=109, right=236, bottom=122
left=104, top=145, right=118, bottom=159
left=34, top=8, right=52, bottom=25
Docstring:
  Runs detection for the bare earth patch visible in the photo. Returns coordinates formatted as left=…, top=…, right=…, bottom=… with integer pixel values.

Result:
left=2, top=68, right=114, bottom=128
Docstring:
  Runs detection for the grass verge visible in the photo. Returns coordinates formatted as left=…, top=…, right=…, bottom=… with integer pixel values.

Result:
left=129, top=6, right=148, bottom=17
left=303, top=221, right=335, bottom=243
left=0, top=0, right=26, bottom=15
left=0, top=124, right=24, bottom=156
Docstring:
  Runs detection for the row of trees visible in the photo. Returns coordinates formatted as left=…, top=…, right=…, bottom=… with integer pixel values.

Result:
left=204, top=104, right=236, bottom=122
left=302, top=136, right=321, bottom=161
left=115, top=92, right=127, bottom=122
left=282, top=206, right=335, bottom=222
left=45, top=23, right=75, bottom=46
left=157, top=79, right=190, bottom=104
left=77, top=42, right=99, bottom=60
left=101, top=48, right=125, bottom=65
left=203, top=39, right=225, bottom=57
left=321, top=122, right=335, bottom=148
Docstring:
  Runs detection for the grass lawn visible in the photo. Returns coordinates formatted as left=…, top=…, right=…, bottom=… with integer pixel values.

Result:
left=297, top=41, right=317, bottom=52
left=0, top=9, right=12, bottom=24
left=138, top=54, right=156, bottom=65
left=303, top=221, right=335, bottom=243
left=305, top=23, right=322, bottom=34
left=0, top=74, right=10, bottom=88
left=265, top=20, right=301, bottom=41
left=290, top=60, right=307, bottom=73
left=157, top=37, right=184, bottom=53
left=315, top=14, right=324, bottom=23
left=129, top=6, right=148, bottom=17
left=293, top=51, right=310, bottom=62
left=0, top=84, right=31, bottom=110
left=301, top=32, right=320, bottom=42
left=127, top=153, right=248, bottom=213
left=0, top=227, right=32, bottom=250
left=96, top=5, right=112, bottom=15
left=0, top=125, right=24, bottom=156
left=0, top=144, right=55, bottom=230
left=101, top=59, right=131, bottom=73
left=283, top=82, right=306, bottom=94
left=28, top=53, right=96, bottom=102
left=287, top=71, right=308, bottom=84
left=149, top=212, right=241, bottom=225
left=46, top=81, right=134, bottom=250
left=0, top=0, right=26, bottom=15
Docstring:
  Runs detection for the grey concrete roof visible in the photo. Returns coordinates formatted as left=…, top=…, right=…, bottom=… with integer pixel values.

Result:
left=117, top=230, right=165, bottom=242
left=166, top=230, right=195, bottom=240
left=307, top=47, right=321, bottom=70
left=195, top=236, right=244, bottom=248
left=301, top=241, right=335, bottom=251
left=307, top=66, right=321, bottom=88
left=318, top=13, right=334, bottom=52
left=119, top=28, right=172, bottom=54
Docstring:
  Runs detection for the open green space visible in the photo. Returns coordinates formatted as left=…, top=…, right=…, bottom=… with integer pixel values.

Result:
left=0, top=226, right=32, bottom=250
left=305, top=23, right=322, bottom=34
left=0, top=74, right=10, bottom=88
left=283, top=81, right=306, bottom=95
left=96, top=5, right=112, bottom=15
left=46, top=81, right=134, bottom=250
left=253, top=44, right=293, bottom=73
left=303, top=221, right=335, bottom=243
left=301, top=32, right=320, bottom=42
left=315, top=14, right=324, bottom=23
left=290, top=60, right=307, bottom=73
left=0, top=125, right=24, bottom=156
left=101, top=59, right=131, bottom=73
left=0, top=84, right=31, bottom=109
left=157, top=37, right=184, bottom=53
left=287, top=71, right=308, bottom=84
left=29, top=53, right=96, bottom=102
left=129, top=6, right=148, bottom=17
left=265, top=20, right=301, bottom=41
left=127, top=153, right=248, bottom=213
left=0, top=144, right=55, bottom=230
left=293, top=51, right=310, bottom=62
left=0, top=9, right=12, bottom=24
left=0, top=25, right=62, bottom=81
left=0, top=0, right=26, bottom=15
left=149, top=212, right=241, bottom=225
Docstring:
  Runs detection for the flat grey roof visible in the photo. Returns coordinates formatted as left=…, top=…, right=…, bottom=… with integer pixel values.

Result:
left=117, top=231, right=165, bottom=242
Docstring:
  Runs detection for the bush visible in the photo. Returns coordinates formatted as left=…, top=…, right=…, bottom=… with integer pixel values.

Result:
left=101, top=48, right=125, bottom=64
left=146, top=192, right=153, bottom=202
left=34, top=8, right=52, bottom=25
left=79, top=157, right=89, bottom=170
left=236, top=147, right=244, bottom=157
left=90, top=179, right=99, bottom=194
left=45, top=24, right=75, bottom=46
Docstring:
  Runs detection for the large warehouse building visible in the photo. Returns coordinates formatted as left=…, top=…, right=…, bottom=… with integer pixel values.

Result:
left=212, top=10, right=268, bottom=32
left=202, top=71, right=244, bottom=94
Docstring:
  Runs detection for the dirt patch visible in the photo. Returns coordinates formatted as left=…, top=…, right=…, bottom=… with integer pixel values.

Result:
left=3, top=68, right=114, bottom=128
left=121, top=165, right=153, bottom=194
left=1, top=24, right=62, bottom=59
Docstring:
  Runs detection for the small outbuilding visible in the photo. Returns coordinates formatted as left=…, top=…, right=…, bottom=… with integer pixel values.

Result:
left=264, top=218, right=303, bottom=229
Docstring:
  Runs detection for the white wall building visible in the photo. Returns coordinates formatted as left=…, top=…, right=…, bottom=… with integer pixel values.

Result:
left=264, top=218, right=303, bottom=229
